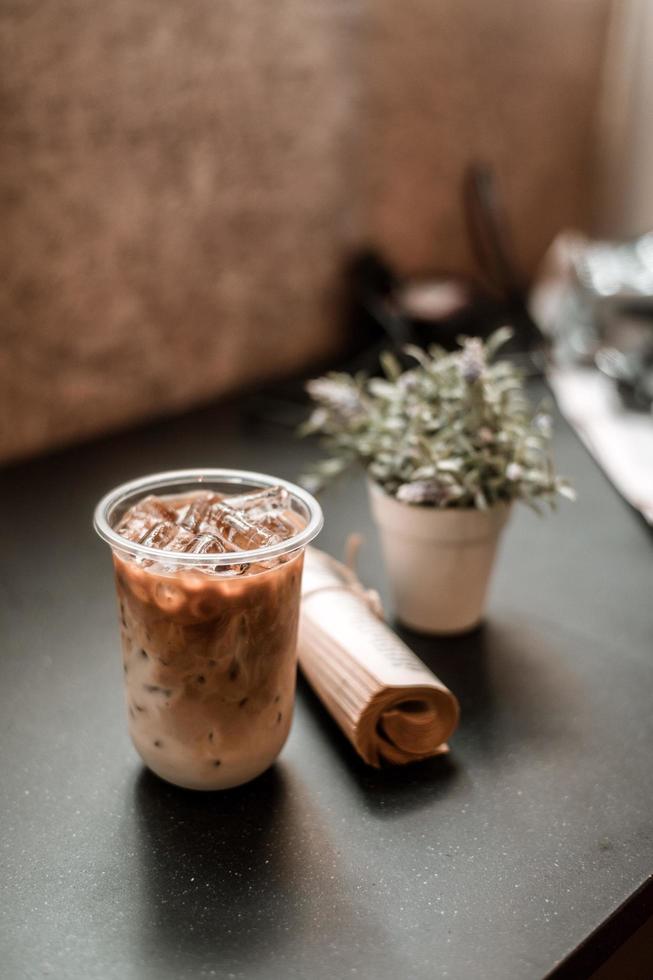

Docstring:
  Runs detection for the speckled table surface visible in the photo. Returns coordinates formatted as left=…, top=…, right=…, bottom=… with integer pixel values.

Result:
left=1, top=387, right=652, bottom=980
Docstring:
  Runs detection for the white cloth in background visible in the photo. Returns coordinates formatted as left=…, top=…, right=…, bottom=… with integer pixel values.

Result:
left=549, top=367, right=653, bottom=524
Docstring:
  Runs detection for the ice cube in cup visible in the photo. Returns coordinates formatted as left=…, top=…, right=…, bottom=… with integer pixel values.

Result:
left=178, top=493, right=214, bottom=532
left=94, top=470, right=323, bottom=790
left=227, top=485, right=302, bottom=537
left=205, top=500, right=281, bottom=550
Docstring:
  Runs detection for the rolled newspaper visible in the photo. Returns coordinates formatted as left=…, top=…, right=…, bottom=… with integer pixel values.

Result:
left=298, top=542, right=460, bottom=767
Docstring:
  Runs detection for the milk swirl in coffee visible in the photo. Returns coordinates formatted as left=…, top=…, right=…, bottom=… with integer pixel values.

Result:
left=113, top=486, right=305, bottom=789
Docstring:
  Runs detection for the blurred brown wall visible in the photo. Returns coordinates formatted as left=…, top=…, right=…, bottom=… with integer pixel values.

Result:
left=364, top=0, right=612, bottom=277
left=0, top=0, right=611, bottom=463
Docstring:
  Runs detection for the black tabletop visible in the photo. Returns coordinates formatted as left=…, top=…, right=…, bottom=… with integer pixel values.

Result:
left=1, top=387, right=652, bottom=980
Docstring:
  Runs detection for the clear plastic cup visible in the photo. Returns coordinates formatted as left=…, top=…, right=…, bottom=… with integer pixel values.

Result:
left=94, top=469, right=323, bottom=790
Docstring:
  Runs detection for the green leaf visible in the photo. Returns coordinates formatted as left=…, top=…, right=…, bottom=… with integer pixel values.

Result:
left=437, top=458, right=464, bottom=473
left=556, top=480, right=577, bottom=501
left=485, top=326, right=514, bottom=359
left=379, top=350, right=402, bottom=381
left=299, top=330, right=574, bottom=508
left=403, top=344, right=431, bottom=368
left=368, top=378, right=400, bottom=400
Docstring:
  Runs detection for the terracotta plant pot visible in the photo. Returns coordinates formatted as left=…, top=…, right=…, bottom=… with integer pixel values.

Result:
left=368, top=481, right=511, bottom=635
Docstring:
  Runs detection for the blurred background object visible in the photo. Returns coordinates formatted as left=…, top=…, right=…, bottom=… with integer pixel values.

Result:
left=346, top=164, right=546, bottom=377
left=0, top=0, right=629, bottom=463
left=530, top=222, right=653, bottom=525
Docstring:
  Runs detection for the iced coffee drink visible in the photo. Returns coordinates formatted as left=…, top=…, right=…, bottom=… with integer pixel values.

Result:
left=94, top=470, right=323, bottom=790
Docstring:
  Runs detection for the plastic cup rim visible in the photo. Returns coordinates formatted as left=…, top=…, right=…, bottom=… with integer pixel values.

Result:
left=93, top=467, right=324, bottom=567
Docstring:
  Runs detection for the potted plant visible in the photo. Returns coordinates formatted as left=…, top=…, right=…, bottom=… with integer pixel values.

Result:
left=300, top=328, right=574, bottom=634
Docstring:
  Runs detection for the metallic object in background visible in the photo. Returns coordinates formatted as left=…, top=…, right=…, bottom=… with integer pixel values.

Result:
left=595, top=343, right=653, bottom=412
left=544, top=231, right=653, bottom=368
left=577, top=232, right=653, bottom=302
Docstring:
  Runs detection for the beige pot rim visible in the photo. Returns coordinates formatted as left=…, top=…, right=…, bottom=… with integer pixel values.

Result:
left=367, top=478, right=513, bottom=543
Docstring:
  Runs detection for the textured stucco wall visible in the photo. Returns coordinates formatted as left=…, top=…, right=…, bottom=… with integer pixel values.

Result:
left=0, top=0, right=611, bottom=462
left=0, top=0, right=362, bottom=461
left=364, top=0, right=612, bottom=277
